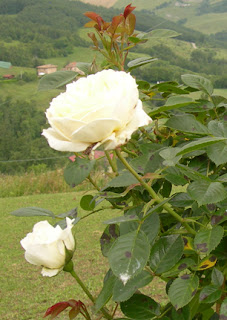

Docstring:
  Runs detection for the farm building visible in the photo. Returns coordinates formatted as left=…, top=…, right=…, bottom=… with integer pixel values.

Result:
left=36, top=64, right=57, bottom=76
left=0, top=61, right=12, bottom=69
left=3, top=74, right=15, bottom=79
left=63, top=62, right=84, bottom=75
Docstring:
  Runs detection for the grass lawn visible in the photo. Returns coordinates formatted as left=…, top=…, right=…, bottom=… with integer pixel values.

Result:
left=0, top=192, right=167, bottom=320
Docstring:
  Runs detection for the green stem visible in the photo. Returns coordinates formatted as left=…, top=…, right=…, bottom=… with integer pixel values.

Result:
left=105, top=151, right=118, bottom=175
left=121, top=146, right=137, bottom=157
left=70, top=269, right=113, bottom=320
left=115, top=149, right=196, bottom=235
left=88, top=174, right=100, bottom=191
left=80, top=207, right=114, bottom=220
left=70, top=269, right=95, bottom=303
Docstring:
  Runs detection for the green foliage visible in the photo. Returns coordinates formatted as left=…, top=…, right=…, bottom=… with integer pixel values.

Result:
left=0, top=97, right=64, bottom=174
left=9, top=5, right=227, bottom=320
left=61, top=71, right=226, bottom=319
left=38, top=71, right=78, bottom=91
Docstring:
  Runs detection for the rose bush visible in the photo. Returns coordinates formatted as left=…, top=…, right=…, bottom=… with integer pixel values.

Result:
left=20, top=217, right=75, bottom=277
left=42, top=69, right=151, bottom=152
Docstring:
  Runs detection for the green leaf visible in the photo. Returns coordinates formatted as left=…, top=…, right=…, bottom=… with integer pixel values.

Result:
left=211, top=95, right=227, bottom=108
left=218, top=173, right=227, bottom=182
left=220, top=298, right=227, bottom=319
left=164, top=167, right=188, bottom=186
left=104, top=215, right=140, bottom=225
left=64, top=158, right=95, bottom=187
left=208, top=120, right=227, bottom=137
left=100, top=224, right=120, bottom=257
left=171, top=305, right=191, bottom=320
left=142, top=212, right=160, bottom=244
left=165, top=96, right=193, bottom=106
left=170, top=193, right=194, bottom=207
left=120, top=294, right=161, bottom=319
left=38, top=71, right=78, bottom=91
left=168, top=275, right=199, bottom=310
left=136, top=80, right=150, bottom=90
left=162, top=258, right=196, bottom=278
left=149, top=96, right=195, bottom=116
left=146, top=29, right=181, bottom=38
left=80, top=195, right=95, bottom=211
left=95, top=273, right=116, bottom=311
left=199, top=285, right=222, bottom=304
left=159, top=147, right=182, bottom=166
left=144, top=150, right=165, bottom=173
left=162, top=180, right=172, bottom=198
left=76, top=62, right=92, bottom=75
left=149, top=235, right=184, bottom=274
left=211, top=268, right=224, bottom=287
left=107, top=171, right=138, bottom=187
left=108, top=230, right=150, bottom=283
left=181, top=74, right=213, bottom=96
left=194, top=226, right=224, bottom=254
left=177, top=164, right=209, bottom=181
left=157, top=84, right=189, bottom=95
left=207, top=141, right=227, bottom=166
left=176, top=137, right=227, bottom=156
left=166, top=115, right=209, bottom=135
left=113, top=270, right=153, bottom=302
left=130, top=154, right=150, bottom=174
left=187, top=180, right=227, bottom=206
left=56, top=207, right=78, bottom=219
left=127, top=57, right=157, bottom=71
left=128, top=36, right=145, bottom=43
left=119, top=206, right=143, bottom=236
left=10, top=207, right=55, bottom=218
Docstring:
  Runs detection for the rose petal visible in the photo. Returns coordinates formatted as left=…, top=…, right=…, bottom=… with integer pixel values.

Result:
left=41, top=267, right=61, bottom=277
left=42, top=128, right=90, bottom=152
left=99, top=100, right=151, bottom=150
left=24, top=241, right=65, bottom=269
left=71, top=119, right=121, bottom=143
left=48, top=117, right=85, bottom=140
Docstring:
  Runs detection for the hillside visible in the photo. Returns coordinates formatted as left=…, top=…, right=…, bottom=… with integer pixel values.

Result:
left=0, top=0, right=226, bottom=174
left=75, top=0, right=227, bottom=35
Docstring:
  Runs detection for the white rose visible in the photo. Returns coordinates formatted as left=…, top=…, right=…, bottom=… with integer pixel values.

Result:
left=20, top=217, right=75, bottom=277
left=42, top=69, right=151, bottom=152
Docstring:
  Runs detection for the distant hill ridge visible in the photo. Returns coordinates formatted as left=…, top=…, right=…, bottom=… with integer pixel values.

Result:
left=76, top=0, right=227, bottom=34
left=79, top=0, right=117, bottom=8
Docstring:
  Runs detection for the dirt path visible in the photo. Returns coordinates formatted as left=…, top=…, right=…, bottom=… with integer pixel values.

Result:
left=81, top=0, right=118, bottom=8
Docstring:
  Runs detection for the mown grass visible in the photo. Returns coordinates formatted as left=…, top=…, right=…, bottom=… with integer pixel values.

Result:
left=0, top=192, right=167, bottom=320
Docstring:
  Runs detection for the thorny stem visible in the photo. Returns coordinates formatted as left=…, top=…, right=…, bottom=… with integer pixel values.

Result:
left=112, top=303, right=119, bottom=318
left=88, top=174, right=100, bottom=191
left=70, top=269, right=113, bottom=320
left=121, top=146, right=137, bottom=157
left=140, top=127, right=154, bottom=142
left=105, top=151, right=118, bottom=175
left=115, top=148, right=196, bottom=235
left=80, top=207, right=113, bottom=220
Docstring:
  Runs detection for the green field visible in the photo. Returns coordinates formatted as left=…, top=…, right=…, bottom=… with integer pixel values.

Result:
left=185, top=12, right=227, bottom=34
left=113, top=0, right=226, bottom=34
left=0, top=192, right=166, bottom=320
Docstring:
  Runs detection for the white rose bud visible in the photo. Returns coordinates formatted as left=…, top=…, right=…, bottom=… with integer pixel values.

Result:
left=20, top=217, right=75, bottom=277
left=42, top=69, right=152, bottom=152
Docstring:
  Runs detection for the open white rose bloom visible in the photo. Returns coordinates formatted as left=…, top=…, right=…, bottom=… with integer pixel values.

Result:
left=42, top=69, right=152, bottom=152
left=20, top=217, right=75, bottom=277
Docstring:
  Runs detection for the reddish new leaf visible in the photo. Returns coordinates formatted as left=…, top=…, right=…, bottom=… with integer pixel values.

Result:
left=44, top=302, right=70, bottom=319
left=123, top=4, right=136, bottom=19
left=108, top=15, right=124, bottom=34
left=44, top=300, right=84, bottom=319
left=84, top=12, right=104, bottom=31
left=125, top=13, right=136, bottom=35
